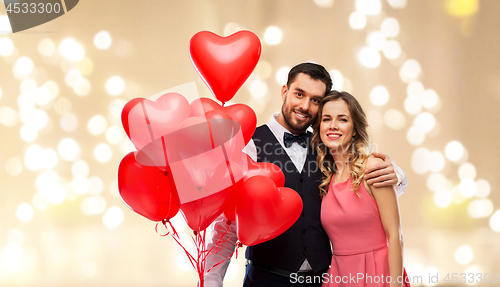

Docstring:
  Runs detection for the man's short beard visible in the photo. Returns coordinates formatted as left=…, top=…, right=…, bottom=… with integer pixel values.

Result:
left=282, top=105, right=313, bottom=134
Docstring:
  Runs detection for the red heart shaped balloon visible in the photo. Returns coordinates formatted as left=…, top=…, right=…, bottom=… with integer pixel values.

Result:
left=189, top=31, right=261, bottom=103
left=190, top=97, right=257, bottom=144
left=223, top=154, right=285, bottom=221
left=180, top=160, right=244, bottom=231
left=118, top=152, right=180, bottom=222
left=121, top=92, right=190, bottom=152
left=235, top=176, right=303, bottom=246
left=244, top=155, right=285, bottom=187
left=169, top=115, right=246, bottom=190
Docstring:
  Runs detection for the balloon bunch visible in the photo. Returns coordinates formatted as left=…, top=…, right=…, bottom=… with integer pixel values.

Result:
left=117, top=31, right=302, bottom=286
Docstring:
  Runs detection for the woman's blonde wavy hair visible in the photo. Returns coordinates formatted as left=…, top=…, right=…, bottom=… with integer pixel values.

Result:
left=311, top=91, right=372, bottom=198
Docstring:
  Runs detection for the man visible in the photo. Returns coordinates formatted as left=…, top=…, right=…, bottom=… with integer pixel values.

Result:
left=204, top=63, right=407, bottom=287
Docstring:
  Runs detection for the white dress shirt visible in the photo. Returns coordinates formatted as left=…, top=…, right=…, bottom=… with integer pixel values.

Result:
left=203, top=113, right=408, bottom=287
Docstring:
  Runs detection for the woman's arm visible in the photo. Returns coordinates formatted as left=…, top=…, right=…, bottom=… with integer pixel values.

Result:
left=366, top=157, right=404, bottom=287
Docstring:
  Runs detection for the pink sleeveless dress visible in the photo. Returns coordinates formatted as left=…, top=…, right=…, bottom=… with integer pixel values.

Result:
left=321, top=176, right=409, bottom=287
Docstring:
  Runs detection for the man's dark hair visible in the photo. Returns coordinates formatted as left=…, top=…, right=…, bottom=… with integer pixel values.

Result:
left=286, top=62, right=332, bottom=95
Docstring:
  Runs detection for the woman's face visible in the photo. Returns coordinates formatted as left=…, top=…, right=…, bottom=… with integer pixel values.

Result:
left=319, top=99, right=356, bottom=155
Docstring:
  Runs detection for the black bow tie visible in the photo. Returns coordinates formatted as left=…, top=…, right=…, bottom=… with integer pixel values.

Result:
left=283, top=132, right=309, bottom=148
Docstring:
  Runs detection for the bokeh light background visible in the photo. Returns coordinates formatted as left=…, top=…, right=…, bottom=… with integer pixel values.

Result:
left=1, top=0, right=499, bottom=286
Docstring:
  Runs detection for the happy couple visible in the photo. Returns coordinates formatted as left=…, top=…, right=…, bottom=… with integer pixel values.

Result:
left=204, top=62, right=409, bottom=287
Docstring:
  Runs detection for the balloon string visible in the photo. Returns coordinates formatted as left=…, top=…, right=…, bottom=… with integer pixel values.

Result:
left=200, top=230, right=206, bottom=285
left=206, top=241, right=243, bottom=273
left=171, top=231, right=198, bottom=269
left=155, top=222, right=170, bottom=237
left=226, top=161, right=236, bottom=184
left=159, top=222, right=208, bottom=286
left=200, top=221, right=230, bottom=259
left=169, top=222, right=199, bottom=269
left=235, top=242, right=243, bottom=259
left=158, top=220, right=239, bottom=287
left=140, top=101, right=155, bottom=142
left=206, top=120, right=216, bottom=149
left=219, top=140, right=236, bottom=184
left=213, top=221, right=232, bottom=251
left=165, top=219, right=179, bottom=238
left=192, top=230, right=206, bottom=286
left=205, top=221, right=243, bottom=274
left=158, top=221, right=198, bottom=270
left=160, top=136, right=170, bottom=169
left=166, top=188, right=173, bottom=221
left=157, top=220, right=196, bottom=268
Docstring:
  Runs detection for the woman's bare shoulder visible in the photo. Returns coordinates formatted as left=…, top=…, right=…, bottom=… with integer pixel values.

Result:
left=365, top=154, right=383, bottom=167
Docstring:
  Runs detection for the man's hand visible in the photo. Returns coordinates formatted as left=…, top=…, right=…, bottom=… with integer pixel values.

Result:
left=364, top=152, right=398, bottom=187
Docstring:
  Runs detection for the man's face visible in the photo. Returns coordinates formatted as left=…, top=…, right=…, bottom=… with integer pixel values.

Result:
left=277, top=73, right=327, bottom=134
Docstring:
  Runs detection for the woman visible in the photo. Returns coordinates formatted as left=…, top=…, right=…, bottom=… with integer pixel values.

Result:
left=311, top=91, right=409, bottom=287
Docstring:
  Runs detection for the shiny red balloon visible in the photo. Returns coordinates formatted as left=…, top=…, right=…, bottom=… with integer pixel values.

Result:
left=204, top=109, right=232, bottom=121
left=205, top=110, right=247, bottom=158
left=223, top=204, right=237, bottom=222
left=244, top=155, right=285, bottom=187
left=170, top=115, right=246, bottom=190
left=235, top=176, right=303, bottom=246
left=121, top=92, right=190, bottom=167
left=189, top=31, right=261, bottom=103
left=118, top=152, right=180, bottom=222
left=223, top=154, right=285, bottom=221
left=191, top=97, right=257, bottom=144
left=180, top=161, right=244, bottom=231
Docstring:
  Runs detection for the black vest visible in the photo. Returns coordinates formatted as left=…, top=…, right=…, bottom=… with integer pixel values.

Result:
left=245, top=125, right=332, bottom=272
